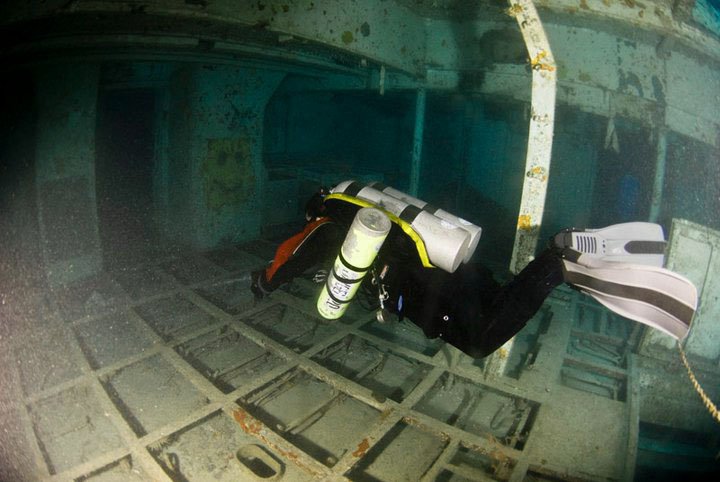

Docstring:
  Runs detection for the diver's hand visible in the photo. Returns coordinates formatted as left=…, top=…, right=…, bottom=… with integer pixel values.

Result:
left=312, top=269, right=328, bottom=284
left=251, top=270, right=268, bottom=301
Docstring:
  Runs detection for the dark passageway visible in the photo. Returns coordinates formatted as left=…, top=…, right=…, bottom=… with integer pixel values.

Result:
left=96, top=89, right=156, bottom=270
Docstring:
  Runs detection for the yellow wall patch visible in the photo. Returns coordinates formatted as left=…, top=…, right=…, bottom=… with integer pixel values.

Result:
left=202, top=137, right=255, bottom=211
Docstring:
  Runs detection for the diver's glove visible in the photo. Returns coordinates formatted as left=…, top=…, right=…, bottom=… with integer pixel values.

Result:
left=250, top=270, right=271, bottom=301
left=312, top=269, right=328, bottom=284
left=547, top=227, right=580, bottom=260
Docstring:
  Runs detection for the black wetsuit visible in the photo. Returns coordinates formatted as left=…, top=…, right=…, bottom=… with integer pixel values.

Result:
left=257, top=198, right=565, bottom=358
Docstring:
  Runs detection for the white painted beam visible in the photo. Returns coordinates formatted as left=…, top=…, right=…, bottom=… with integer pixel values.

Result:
left=508, top=0, right=558, bottom=275
left=485, top=0, right=557, bottom=379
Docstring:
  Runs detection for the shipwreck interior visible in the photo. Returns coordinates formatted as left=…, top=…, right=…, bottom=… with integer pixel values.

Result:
left=1, top=1, right=720, bottom=481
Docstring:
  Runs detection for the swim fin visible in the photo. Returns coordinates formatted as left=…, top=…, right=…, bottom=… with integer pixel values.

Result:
left=562, top=258, right=697, bottom=340
left=554, top=222, right=666, bottom=268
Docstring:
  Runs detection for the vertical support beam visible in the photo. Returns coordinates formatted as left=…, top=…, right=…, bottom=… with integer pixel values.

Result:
left=485, top=0, right=557, bottom=379
left=409, top=88, right=426, bottom=196
left=648, top=128, right=667, bottom=223
left=508, top=0, right=557, bottom=275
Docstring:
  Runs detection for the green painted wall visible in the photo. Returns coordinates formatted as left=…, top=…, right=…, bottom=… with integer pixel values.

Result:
left=166, top=65, right=284, bottom=248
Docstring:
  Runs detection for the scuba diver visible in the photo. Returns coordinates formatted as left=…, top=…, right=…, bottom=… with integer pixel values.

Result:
left=251, top=181, right=697, bottom=359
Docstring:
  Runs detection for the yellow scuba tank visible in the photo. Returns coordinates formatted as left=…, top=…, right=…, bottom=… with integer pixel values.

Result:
left=317, top=207, right=391, bottom=320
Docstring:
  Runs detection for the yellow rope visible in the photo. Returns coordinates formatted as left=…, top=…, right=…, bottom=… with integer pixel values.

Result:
left=677, top=341, right=720, bottom=424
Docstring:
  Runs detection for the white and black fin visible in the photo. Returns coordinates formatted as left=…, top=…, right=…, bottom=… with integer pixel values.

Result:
left=555, top=222, right=698, bottom=339
left=554, top=222, right=666, bottom=268
left=561, top=258, right=697, bottom=340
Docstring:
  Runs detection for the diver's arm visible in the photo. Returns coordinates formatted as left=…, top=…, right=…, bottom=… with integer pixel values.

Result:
left=252, top=219, right=345, bottom=296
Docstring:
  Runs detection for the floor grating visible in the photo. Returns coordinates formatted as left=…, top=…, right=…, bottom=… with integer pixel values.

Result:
left=1, top=246, right=649, bottom=481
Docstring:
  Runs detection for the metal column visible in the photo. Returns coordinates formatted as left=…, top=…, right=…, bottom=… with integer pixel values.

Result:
left=486, top=0, right=557, bottom=378
left=409, top=88, right=427, bottom=197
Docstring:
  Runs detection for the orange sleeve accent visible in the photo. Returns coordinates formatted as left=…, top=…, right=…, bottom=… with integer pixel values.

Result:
left=265, top=217, right=331, bottom=282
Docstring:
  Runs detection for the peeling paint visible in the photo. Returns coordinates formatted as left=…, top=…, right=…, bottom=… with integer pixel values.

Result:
left=526, top=165, right=548, bottom=182
left=360, top=21, right=370, bottom=37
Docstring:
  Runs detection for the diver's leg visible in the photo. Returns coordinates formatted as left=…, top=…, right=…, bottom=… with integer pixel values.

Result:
left=463, top=248, right=564, bottom=358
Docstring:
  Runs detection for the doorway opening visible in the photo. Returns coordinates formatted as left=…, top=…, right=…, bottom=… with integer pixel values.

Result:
left=95, top=89, right=156, bottom=270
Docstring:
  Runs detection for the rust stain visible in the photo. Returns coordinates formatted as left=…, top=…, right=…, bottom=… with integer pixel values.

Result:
left=489, top=445, right=513, bottom=478
left=404, top=416, right=451, bottom=441
left=518, top=214, right=532, bottom=231
left=530, top=51, right=556, bottom=72
left=526, top=165, right=548, bottom=182
left=275, top=445, right=300, bottom=462
left=352, top=438, right=370, bottom=457
left=268, top=442, right=322, bottom=476
left=232, top=408, right=324, bottom=477
left=232, top=408, right=262, bottom=435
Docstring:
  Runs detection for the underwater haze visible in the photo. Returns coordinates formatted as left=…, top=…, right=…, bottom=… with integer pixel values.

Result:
left=1, top=1, right=719, bottom=481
